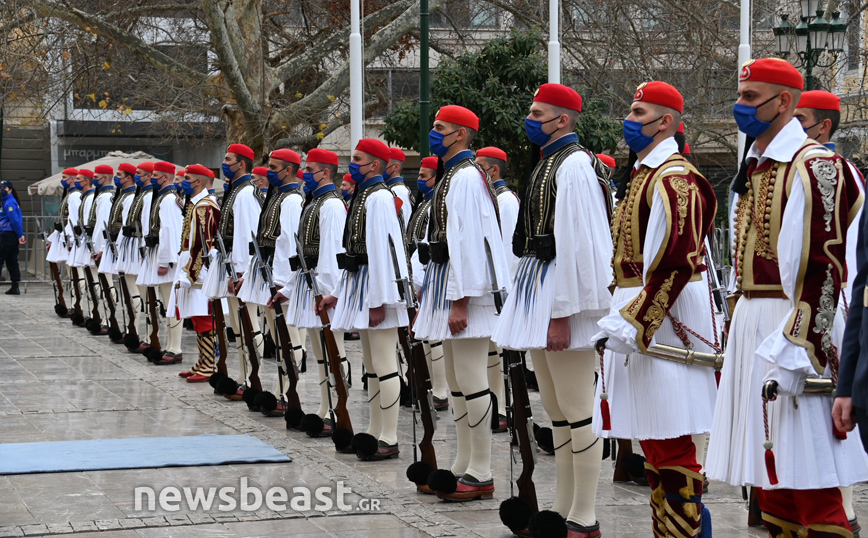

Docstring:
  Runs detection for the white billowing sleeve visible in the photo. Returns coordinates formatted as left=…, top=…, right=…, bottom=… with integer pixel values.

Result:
left=844, top=162, right=865, bottom=303
left=497, top=191, right=520, bottom=281
left=157, top=196, right=182, bottom=267
left=756, top=170, right=815, bottom=382
left=114, top=195, right=134, bottom=247
left=444, top=167, right=509, bottom=300
left=92, top=193, right=113, bottom=252
left=231, top=186, right=262, bottom=272
left=273, top=193, right=303, bottom=288
left=139, top=190, right=153, bottom=248
left=67, top=193, right=82, bottom=228
left=595, top=189, right=670, bottom=351
left=551, top=152, right=613, bottom=318
left=410, top=206, right=430, bottom=290
left=364, top=190, right=406, bottom=308
left=395, top=184, right=413, bottom=228
left=315, top=198, right=347, bottom=294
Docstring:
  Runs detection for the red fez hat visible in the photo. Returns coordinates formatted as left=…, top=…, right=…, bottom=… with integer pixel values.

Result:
left=436, top=105, right=479, bottom=131
left=62, top=168, right=79, bottom=176
left=477, top=147, right=508, bottom=162
left=252, top=166, right=268, bottom=177
left=227, top=143, right=254, bottom=160
left=296, top=169, right=303, bottom=179
left=739, top=58, right=803, bottom=91
left=137, top=161, right=154, bottom=173
left=355, top=138, right=391, bottom=162
left=271, top=148, right=301, bottom=165
left=94, top=164, right=113, bottom=175
left=78, top=169, right=94, bottom=179
left=389, top=147, right=406, bottom=162
left=798, top=90, right=840, bottom=111
left=117, top=163, right=137, bottom=175
left=634, top=81, right=684, bottom=114
left=185, top=164, right=214, bottom=178
left=533, top=83, right=583, bottom=113
left=420, top=156, right=439, bottom=170
left=677, top=122, right=685, bottom=134
left=596, top=154, right=617, bottom=168
left=307, top=148, right=339, bottom=166
left=343, top=172, right=356, bottom=184
left=153, top=161, right=176, bottom=175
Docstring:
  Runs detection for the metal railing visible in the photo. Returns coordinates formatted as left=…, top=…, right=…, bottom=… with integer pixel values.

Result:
left=0, top=215, right=58, bottom=291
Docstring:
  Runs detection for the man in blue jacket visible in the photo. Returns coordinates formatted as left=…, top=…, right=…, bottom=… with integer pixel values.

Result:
left=836, top=204, right=868, bottom=453
left=0, top=180, right=26, bottom=295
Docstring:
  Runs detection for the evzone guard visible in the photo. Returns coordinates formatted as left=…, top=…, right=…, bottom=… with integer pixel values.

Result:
left=172, top=165, right=222, bottom=383
left=476, top=146, right=519, bottom=433
left=69, top=169, right=101, bottom=332
left=406, top=156, right=449, bottom=412
left=384, top=147, right=413, bottom=228
left=46, top=168, right=80, bottom=318
left=274, top=148, right=351, bottom=437
left=414, top=105, right=510, bottom=501
left=235, top=148, right=308, bottom=415
left=139, top=161, right=184, bottom=366
left=202, top=144, right=265, bottom=399
left=796, top=90, right=866, bottom=533
left=492, top=84, right=614, bottom=537
left=319, top=138, right=409, bottom=461
left=707, top=58, right=868, bottom=538
left=593, top=81, right=719, bottom=538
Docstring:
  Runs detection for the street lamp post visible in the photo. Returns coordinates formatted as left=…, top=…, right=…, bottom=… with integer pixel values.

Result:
left=773, top=2, right=847, bottom=90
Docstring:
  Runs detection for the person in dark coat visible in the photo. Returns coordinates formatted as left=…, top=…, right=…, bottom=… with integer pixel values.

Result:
left=0, top=180, right=25, bottom=295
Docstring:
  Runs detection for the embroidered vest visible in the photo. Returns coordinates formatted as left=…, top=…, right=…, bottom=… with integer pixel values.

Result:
left=343, top=181, right=390, bottom=256
left=428, top=157, right=499, bottom=244
left=107, top=189, right=134, bottom=241
left=299, top=190, right=342, bottom=263
left=257, top=187, right=302, bottom=252
left=218, top=180, right=261, bottom=250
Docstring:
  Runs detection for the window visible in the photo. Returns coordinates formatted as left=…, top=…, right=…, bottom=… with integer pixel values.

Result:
left=431, top=0, right=499, bottom=29
left=367, top=68, right=421, bottom=117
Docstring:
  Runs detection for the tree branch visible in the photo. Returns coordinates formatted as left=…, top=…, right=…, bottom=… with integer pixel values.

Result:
left=0, top=9, right=37, bottom=36
left=107, top=4, right=199, bottom=19
left=268, top=0, right=415, bottom=94
left=271, top=0, right=449, bottom=131
left=199, top=0, right=261, bottom=118
left=22, top=0, right=222, bottom=98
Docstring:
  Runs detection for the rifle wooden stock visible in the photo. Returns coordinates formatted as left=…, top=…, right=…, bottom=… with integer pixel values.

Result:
left=270, top=288, right=302, bottom=411
left=504, top=349, right=538, bottom=512
left=118, top=276, right=139, bottom=340
left=97, top=273, right=121, bottom=335
left=314, top=295, right=353, bottom=434
left=236, top=299, right=262, bottom=391
left=397, top=312, right=437, bottom=471
left=146, top=286, right=161, bottom=351
left=49, top=262, right=67, bottom=309
left=70, top=267, right=83, bottom=315
left=83, top=268, right=102, bottom=325
left=212, top=299, right=228, bottom=375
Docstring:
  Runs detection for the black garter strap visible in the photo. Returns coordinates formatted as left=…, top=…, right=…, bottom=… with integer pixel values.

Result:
left=379, top=372, right=400, bottom=382
left=451, top=391, right=464, bottom=398
left=430, top=341, right=443, bottom=348
left=570, top=417, right=592, bottom=429
left=465, top=389, right=490, bottom=401
left=552, top=420, right=569, bottom=428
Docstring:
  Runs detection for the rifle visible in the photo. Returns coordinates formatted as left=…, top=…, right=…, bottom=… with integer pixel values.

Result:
left=199, top=226, right=227, bottom=375
left=36, top=218, right=68, bottom=311
left=117, top=273, right=139, bottom=345
left=78, top=228, right=103, bottom=328
left=294, top=232, right=352, bottom=436
left=97, top=230, right=123, bottom=339
left=146, top=286, right=161, bottom=353
left=388, top=235, right=438, bottom=477
left=70, top=266, right=84, bottom=317
left=485, top=238, right=539, bottom=530
left=215, top=232, right=261, bottom=391
left=251, top=232, right=302, bottom=411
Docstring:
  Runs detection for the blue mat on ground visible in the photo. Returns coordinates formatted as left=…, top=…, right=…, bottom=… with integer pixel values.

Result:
left=0, top=434, right=291, bottom=475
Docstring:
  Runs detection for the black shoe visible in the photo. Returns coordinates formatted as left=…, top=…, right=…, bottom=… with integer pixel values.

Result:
left=5, top=282, right=20, bottom=295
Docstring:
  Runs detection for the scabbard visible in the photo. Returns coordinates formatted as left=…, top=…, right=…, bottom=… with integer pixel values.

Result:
left=645, top=343, right=724, bottom=370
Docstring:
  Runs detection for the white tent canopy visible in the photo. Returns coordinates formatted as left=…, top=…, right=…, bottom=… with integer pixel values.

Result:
left=28, top=151, right=157, bottom=197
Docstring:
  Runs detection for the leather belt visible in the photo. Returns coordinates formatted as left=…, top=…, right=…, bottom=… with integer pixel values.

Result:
left=742, top=290, right=787, bottom=300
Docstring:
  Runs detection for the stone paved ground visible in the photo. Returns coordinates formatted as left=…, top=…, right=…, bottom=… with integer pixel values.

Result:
left=0, top=285, right=865, bottom=537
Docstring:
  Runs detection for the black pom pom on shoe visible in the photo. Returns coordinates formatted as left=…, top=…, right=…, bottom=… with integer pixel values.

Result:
left=499, top=496, right=535, bottom=533
left=528, top=510, right=567, bottom=538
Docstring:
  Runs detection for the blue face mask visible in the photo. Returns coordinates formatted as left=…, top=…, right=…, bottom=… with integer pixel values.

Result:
left=266, top=169, right=283, bottom=187
left=303, top=183, right=311, bottom=196
left=302, top=170, right=323, bottom=193
left=341, top=188, right=352, bottom=200
left=348, top=162, right=371, bottom=183
left=222, top=162, right=237, bottom=181
left=61, top=179, right=69, bottom=189
left=429, top=129, right=458, bottom=158
left=733, top=94, right=781, bottom=137
left=417, top=179, right=434, bottom=197
left=524, top=116, right=560, bottom=147
left=223, top=181, right=230, bottom=193
left=180, top=179, right=195, bottom=196
left=74, top=180, right=82, bottom=190
left=622, top=116, right=663, bottom=153
left=151, top=176, right=160, bottom=189
left=113, top=176, right=122, bottom=189
left=134, top=174, right=143, bottom=188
